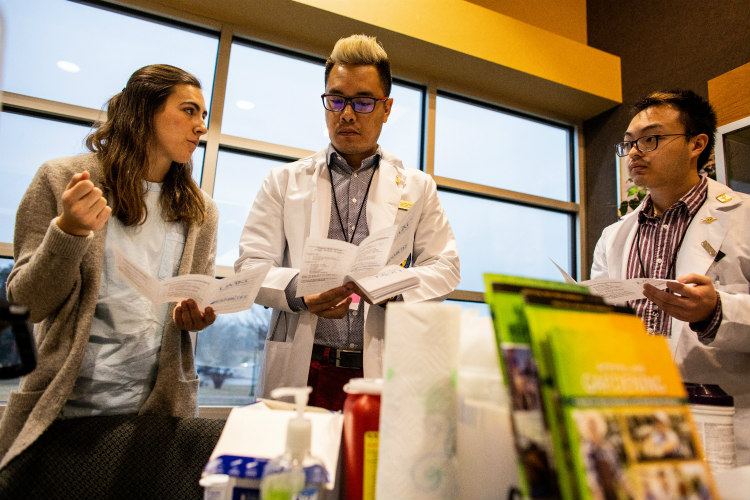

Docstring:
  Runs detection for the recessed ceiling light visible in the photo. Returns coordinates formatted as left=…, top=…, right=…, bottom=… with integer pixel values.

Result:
left=236, top=100, right=255, bottom=110
left=57, top=61, right=80, bottom=73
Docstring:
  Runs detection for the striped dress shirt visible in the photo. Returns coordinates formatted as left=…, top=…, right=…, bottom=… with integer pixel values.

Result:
left=625, top=176, right=720, bottom=337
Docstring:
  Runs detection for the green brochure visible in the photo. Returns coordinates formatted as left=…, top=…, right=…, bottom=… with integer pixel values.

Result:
left=483, top=274, right=588, bottom=500
left=522, top=293, right=719, bottom=500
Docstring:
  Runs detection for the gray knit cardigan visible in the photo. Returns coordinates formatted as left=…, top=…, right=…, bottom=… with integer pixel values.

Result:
left=0, top=154, right=218, bottom=468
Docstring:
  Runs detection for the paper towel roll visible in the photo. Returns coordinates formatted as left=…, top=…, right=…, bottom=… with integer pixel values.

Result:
left=375, top=302, right=461, bottom=500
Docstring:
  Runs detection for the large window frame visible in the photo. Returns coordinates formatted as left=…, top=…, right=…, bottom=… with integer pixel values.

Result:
left=431, top=90, right=580, bottom=293
left=0, top=0, right=586, bottom=415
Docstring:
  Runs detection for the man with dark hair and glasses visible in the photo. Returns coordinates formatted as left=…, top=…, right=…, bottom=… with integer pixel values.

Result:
left=591, top=90, right=750, bottom=466
left=235, top=34, right=460, bottom=410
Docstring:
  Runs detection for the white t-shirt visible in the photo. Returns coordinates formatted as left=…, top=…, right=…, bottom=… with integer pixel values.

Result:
left=62, top=182, right=186, bottom=417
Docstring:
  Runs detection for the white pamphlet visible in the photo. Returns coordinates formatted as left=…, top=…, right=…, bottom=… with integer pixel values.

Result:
left=550, top=258, right=673, bottom=304
left=580, top=277, right=674, bottom=304
left=296, top=197, right=422, bottom=299
left=347, top=264, right=420, bottom=304
left=115, top=250, right=270, bottom=314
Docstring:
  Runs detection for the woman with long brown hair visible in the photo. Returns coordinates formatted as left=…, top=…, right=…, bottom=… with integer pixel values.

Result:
left=0, top=64, right=218, bottom=469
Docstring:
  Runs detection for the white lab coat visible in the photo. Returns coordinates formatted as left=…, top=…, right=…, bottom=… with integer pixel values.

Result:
left=591, top=177, right=750, bottom=465
left=236, top=148, right=460, bottom=398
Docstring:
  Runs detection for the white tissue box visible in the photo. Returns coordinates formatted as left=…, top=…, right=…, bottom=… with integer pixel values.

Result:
left=201, top=470, right=261, bottom=500
left=200, top=400, right=344, bottom=500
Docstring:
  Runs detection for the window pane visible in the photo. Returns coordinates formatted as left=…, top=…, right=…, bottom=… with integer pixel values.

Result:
left=379, top=84, right=422, bottom=169
left=213, top=150, right=285, bottom=267
left=1, top=0, right=218, bottom=112
left=0, top=112, right=90, bottom=243
left=0, top=258, right=11, bottom=301
left=196, top=305, right=270, bottom=405
left=435, top=94, right=571, bottom=201
left=222, top=41, right=423, bottom=167
left=446, top=299, right=491, bottom=317
left=0, top=257, right=19, bottom=404
left=192, top=145, right=205, bottom=187
left=222, top=42, right=323, bottom=150
left=439, top=190, right=573, bottom=291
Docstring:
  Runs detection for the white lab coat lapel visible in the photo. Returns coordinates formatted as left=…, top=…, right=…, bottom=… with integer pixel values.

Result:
left=366, top=156, right=404, bottom=233
left=669, top=198, right=718, bottom=352
left=273, top=152, right=329, bottom=395
left=670, top=181, right=739, bottom=353
left=615, top=210, right=641, bottom=279
left=676, top=182, right=737, bottom=278
left=309, top=152, right=332, bottom=240
left=363, top=155, right=404, bottom=377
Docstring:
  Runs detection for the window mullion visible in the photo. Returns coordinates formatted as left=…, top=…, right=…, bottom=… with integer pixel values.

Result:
left=424, top=85, right=437, bottom=176
left=201, top=25, right=234, bottom=196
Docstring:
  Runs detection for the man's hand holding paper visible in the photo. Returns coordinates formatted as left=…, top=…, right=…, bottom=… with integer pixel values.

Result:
left=302, top=283, right=355, bottom=319
left=642, top=273, right=718, bottom=323
left=296, top=199, right=423, bottom=301
left=295, top=225, right=396, bottom=297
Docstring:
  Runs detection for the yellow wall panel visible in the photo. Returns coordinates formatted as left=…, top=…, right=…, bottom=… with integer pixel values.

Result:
left=709, top=63, right=750, bottom=127
left=126, top=0, right=621, bottom=119
left=467, top=0, right=587, bottom=44
left=293, top=0, right=620, bottom=103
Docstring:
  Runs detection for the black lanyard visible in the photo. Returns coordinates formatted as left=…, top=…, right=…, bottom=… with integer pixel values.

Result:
left=328, top=158, right=378, bottom=244
left=635, top=191, right=707, bottom=279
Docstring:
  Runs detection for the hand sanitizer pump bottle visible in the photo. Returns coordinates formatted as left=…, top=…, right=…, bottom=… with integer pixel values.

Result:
left=260, top=387, right=327, bottom=500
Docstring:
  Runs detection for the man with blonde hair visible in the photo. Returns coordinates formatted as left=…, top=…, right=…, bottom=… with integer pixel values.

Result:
left=236, top=34, right=460, bottom=410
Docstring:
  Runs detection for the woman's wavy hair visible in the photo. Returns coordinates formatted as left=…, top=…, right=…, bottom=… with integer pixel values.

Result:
left=86, top=64, right=206, bottom=226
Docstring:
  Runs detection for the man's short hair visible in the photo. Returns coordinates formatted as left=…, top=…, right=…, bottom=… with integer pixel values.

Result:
left=633, top=90, right=717, bottom=171
left=325, top=34, right=392, bottom=96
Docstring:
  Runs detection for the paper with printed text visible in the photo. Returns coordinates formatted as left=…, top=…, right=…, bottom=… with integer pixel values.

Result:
left=115, top=250, right=270, bottom=314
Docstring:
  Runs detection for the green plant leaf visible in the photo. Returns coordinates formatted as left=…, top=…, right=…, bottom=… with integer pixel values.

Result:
left=618, top=201, right=629, bottom=217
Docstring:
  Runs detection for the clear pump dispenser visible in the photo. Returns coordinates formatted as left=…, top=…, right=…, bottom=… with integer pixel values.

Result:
left=260, top=387, right=327, bottom=500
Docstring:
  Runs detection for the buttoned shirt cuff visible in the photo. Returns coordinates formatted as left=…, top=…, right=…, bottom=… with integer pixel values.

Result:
left=284, top=274, right=308, bottom=312
left=690, top=292, right=722, bottom=344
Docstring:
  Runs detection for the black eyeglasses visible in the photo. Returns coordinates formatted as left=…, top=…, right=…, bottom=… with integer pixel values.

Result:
left=321, top=94, right=388, bottom=114
left=615, top=133, right=689, bottom=157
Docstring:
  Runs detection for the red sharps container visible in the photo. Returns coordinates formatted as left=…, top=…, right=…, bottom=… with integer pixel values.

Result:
left=343, top=378, right=383, bottom=500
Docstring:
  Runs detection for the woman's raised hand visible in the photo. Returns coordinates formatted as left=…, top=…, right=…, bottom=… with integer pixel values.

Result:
left=57, top=171, right=111, bottom=236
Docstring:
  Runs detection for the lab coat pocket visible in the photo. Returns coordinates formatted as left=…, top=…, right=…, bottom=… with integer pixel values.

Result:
left=257, top=312, right=315, bottom=397
left=260, top=339, right=295, bottom=391
left=258, top=337, right=315, bottom=399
